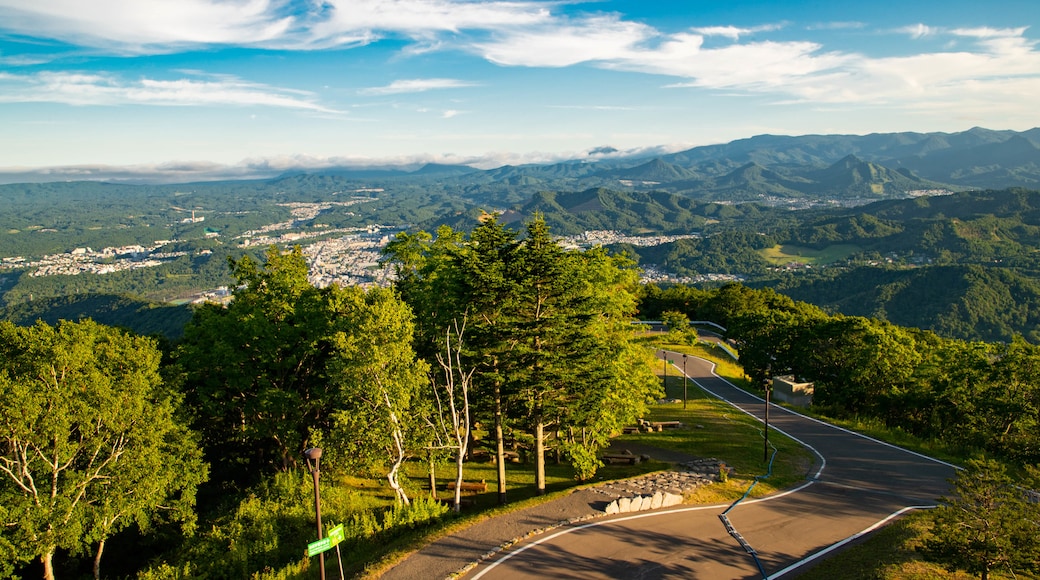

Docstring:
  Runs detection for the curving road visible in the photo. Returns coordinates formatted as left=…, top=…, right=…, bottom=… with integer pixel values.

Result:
left=463, top=352, right=957, bottom=579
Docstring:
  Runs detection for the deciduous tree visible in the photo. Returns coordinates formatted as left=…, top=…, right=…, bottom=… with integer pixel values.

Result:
left=0, top=320, right=205, bottom=580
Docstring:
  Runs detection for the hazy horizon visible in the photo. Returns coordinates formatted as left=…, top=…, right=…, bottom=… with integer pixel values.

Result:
left=2, top=0, right=1039, bottom=183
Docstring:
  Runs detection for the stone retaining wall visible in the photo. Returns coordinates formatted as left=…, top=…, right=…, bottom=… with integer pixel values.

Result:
left=591, top=457, right=726, bottom=514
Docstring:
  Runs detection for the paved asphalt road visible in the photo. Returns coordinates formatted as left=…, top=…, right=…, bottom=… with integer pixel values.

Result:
left=463, top=352, right=958, bottom=580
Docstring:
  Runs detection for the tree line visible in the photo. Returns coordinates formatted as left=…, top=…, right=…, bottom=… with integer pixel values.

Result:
left=4, top=214, right=1039, bottom=578
left=1, top=215, right=660, bottom=577
left=641, top=282, right=1040, bottom=465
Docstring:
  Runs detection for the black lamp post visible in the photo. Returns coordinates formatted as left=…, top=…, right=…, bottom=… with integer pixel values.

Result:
left=304, top=447, right=326, bottom=580
left=661, top=350, right=667, bottom=386
left=682, top=354, right=688, bottom=410
left=763, top=377, right=772, bottom=463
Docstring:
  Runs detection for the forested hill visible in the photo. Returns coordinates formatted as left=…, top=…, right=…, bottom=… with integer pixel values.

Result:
left=773, top=265, right=1040, bottom=343
left=517, top=188, right=776, bottom=235
left=0, top=294, right=193, bottom=339
left=783, top=188, right=1040, bottom=267
left=608, top=187, right=1040, bottom=343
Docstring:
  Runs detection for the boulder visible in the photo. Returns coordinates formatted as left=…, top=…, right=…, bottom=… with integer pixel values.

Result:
left=662, top=492, right=683, bottom=507
left=651, top=491, right=663, bottom=509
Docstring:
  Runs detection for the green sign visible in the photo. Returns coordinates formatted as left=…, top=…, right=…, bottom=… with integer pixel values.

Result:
left=328, top=523, right=345, bottom=546
left=307, top=537, right=332, bottom=557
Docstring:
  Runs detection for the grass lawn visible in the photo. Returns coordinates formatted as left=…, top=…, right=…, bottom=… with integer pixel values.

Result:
left=353, top=341, right=808, bottom=577
left=349, top=338, right=1017, bottom=580
left=796, top=510, right=1038, bottom=580
left=642, top=341, right=814, bottom=500
left=760, top=243, right=861, bottom=265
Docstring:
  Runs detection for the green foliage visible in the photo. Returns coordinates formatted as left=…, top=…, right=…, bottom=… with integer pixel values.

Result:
left=0, top=293, right=193, bottom=340
left=0, top=319, right=206, bottom=578
left=384, top=216, right=661, bottom=486
left=661, top=310, right=697, bottom=344
left=138, top=473, right=448, bottom=580
left=1, top=245, right=251, bottom=307
left=178, top=246, right=341, bottom=476
left=925, top=458, right=1040, bottom=579
left=631, top=230, right=775, bottom=277
left=327, top=286, right=430, bottom=504
left=178, top=246, right=429, bottom=503
left=777, top=264, right=1040, bottom=343
left=718, top=282, right=1040, bottom=465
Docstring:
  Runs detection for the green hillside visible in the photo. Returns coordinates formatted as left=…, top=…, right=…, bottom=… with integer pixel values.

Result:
left=774, top=265, right=1040, bottom=343
left=518, top=187, right=773, bottom=235
left=0, top=293, right=194, bottom=340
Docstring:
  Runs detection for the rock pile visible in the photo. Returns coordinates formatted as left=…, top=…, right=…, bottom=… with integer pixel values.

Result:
left=603, top=490, right=683, bottom=514
left=591, top=457, right=727, bottom=514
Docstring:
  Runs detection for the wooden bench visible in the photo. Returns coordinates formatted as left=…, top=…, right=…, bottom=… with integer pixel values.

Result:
left=602, top=453, right=640, bottom=465
left=446, top=479, right=488, bottom=493
left=651, top=421, right=683, bottom=430
left=492, top=450, right=521, bottom=464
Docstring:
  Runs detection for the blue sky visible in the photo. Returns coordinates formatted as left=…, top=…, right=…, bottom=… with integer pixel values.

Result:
left=1, top=0, right=1039, bottom=182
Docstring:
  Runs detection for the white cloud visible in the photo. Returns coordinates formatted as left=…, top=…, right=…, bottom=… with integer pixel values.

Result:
left=0, top=0, right=295, bottom=53
left=306, top=0, right=551, bottom=45
left=899, top=23, right=936, bottom=39
left=0, top=70, right=340, bottom=112
left=441, top=109, right=460, bottom=118
left=951, top=26, right=1030, bottom=39
left=805, top=21, right=866, bottom=31
left=475, top=15, right=654, bottom=67
left=0, top=139, right=709, bottom=184
left=474, top=16, right=1040, bottom=120
left=548, top=105, right=638, bottom=111
left=0, top=0, right=554, bottom=52
left=358, top=78, right=478, bottom=95
left=690, top=23, right=783, bottom=39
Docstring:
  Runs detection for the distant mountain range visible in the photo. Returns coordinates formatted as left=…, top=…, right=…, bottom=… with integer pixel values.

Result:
left=4, top=128, right=1037, bottom=203
left=316, top=127, right=1040, bottom=206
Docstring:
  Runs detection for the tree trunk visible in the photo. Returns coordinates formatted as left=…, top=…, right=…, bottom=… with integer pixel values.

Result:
left=534, top=419, right=545, bottom=495
left=494, top=384, right=507, bottom=505
left=380, top=380, right=410, bottom=506
left=454, top=403, right=469, bottom=513
left=42, top=549, right=55, bottom=580
left=94, top=538, right=105, bottom=580
left=453, top=453, right=464, bottom=513
left=428, top=452, right=438, bottom=499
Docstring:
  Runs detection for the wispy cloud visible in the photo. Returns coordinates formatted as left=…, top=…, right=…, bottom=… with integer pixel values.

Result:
left=899, top=23, right=936, bottom=39
left=475, top=17, right=1040, bottom=117
left=0, top=70, right=340, bottom=112
left=0, top=0, right=296, bottom=53
left=303, top=0, right=551, bottom=47
left=358, top=78, right=478, bottom=96
left=806, top=21, right=866, bottom=31
left=0, top=0, right=553, bottom=52
left=951, top=26, right=1030, bottom=38
left=548, top=105, right=639, bottom=111
left=690, top=23, right=784, bottom=39
left=475, top=15, right=653, bottom=67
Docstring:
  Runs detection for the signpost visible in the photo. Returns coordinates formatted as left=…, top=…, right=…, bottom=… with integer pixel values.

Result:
left=306, top=523, right=346, bottom=577
left=328, top=523, right=345, bottom=545
left=307, top=537, right=332, bottom=557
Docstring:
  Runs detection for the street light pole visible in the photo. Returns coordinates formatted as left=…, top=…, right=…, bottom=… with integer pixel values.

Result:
left=304, top=447, right=326, bottom=580
left=763, top=379, right=771, bottom=463
left=682, top=354, right=688, bottom=410
left=662, top=350, right=667, bottom=386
